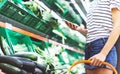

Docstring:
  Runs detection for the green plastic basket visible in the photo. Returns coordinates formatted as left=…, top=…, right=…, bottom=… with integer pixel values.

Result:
left=0, top=28, right=35, bottom=54
left=0, top=0, right=40, bottom=27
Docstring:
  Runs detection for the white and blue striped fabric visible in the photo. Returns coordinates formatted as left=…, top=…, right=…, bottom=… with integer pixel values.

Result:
left=86, top=0, right=120, bottom=43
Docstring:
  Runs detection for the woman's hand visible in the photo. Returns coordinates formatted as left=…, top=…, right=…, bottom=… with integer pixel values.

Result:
left=64, top=20, right=78, bottom=30
left=89, top=52, right=107, bottom=67
left=0, top=69, right=5, bottom=74
left=64, top=19, right=88, bottom=35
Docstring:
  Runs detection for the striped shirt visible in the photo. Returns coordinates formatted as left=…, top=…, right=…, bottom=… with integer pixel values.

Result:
left=86, top=0, right=120, bottom=43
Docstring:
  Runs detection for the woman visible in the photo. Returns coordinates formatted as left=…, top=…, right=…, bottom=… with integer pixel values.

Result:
left=65, top=0, right=120, bottom=74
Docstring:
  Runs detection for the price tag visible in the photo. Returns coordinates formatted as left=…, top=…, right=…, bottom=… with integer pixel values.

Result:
left=5, top=23, right=12, bottom=30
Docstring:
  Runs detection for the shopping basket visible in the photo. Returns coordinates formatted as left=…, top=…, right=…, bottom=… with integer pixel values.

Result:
left=67, top=60, right=118, bottom=74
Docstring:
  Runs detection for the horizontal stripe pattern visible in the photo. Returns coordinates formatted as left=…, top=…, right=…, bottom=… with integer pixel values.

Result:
left=86, top=0, right=120, bottom=43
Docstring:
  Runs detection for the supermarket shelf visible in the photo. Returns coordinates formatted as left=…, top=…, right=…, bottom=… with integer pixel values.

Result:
left=0, top=21, right=85, bottom=55
left=0, top=14, right=47, bottom=38
left=49, top=39, right=85, bottom=54
left=0, top=21, right=48, bottom=42
left=0, top=0, right=85, bottom=54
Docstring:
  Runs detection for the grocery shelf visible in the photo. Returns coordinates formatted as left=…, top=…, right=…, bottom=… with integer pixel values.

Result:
left=0, top=1, right=86, bottom=74
left=0, top=0, right=85, bottom=55
left=0, top=21, right=85, bottom=55
left=0, top=14, right=47, bottom=37
left=0, top=22, right=48, bottom=41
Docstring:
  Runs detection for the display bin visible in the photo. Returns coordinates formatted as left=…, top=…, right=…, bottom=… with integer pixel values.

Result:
left=0, top=27, right=35, bottom=54
left=0, top=0, right=41, bottom=27
left=34, top=20, right=53, bottom=34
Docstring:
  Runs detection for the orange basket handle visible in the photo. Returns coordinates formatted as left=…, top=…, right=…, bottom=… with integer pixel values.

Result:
left=67, top=60, right=118, bottom=74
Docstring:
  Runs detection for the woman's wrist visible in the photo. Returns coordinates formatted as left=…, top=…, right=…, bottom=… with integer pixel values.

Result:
left=76, top=27, right=88, bottom=35
left=76, top=26, right=82, bottom=31
left=100, top=52, right=108, bottom=57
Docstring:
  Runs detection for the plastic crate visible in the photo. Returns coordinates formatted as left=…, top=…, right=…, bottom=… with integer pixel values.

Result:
left=0, top=0, right=40, bottom=27
left=0, top=27, right=35, bottom=54
left=34, top=20, right=53, bottom=35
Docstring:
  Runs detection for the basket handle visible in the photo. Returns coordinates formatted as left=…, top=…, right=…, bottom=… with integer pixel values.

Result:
left=67, top=60, right=118, bottom=74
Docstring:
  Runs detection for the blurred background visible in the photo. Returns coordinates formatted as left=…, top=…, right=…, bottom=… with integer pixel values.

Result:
left=0, top=0, right=94, bottom=74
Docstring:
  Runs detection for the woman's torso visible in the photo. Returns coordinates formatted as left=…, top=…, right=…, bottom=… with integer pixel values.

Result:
left=86, top=0, right=113, bottom=43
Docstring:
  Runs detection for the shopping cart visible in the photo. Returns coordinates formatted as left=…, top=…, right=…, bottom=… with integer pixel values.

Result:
left=67, top=60, right=118, bottom=74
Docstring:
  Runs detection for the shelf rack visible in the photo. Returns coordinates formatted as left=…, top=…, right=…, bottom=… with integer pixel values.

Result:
left=0, top=0, right=85, bottom=55
left=0, top=21, right=85, bottom=55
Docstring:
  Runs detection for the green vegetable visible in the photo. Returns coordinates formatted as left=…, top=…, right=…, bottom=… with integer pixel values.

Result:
left=11, top=52, right=38, bottom=61
left=24, top=1, right=42, bottom=19
left=0, top=36, right=11, bottom=55
left=34, top=47, right=44, bottom=55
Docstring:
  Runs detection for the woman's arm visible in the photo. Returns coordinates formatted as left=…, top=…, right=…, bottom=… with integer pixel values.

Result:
left=100, top=8, right=120, bottom=56
left=89, top=8, right=120, bottom=66
left=64, top=20, right=88, bottom=35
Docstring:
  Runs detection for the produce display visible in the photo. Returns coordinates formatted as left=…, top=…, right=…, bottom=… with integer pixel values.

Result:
left=0, top=53, right=55, bottom=74
left=0, top=34, right=85, bottom=74
left=0, top=0, right=86, bottom=74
